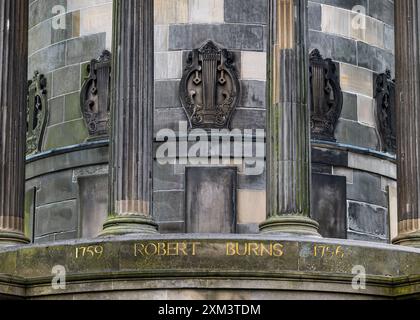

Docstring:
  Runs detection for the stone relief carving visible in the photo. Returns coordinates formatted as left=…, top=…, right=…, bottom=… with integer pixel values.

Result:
left=309, top=49, right=343, bottom=142
left=375, top=70, right=396, bottom=154
left=179, top=40, right=240, bottom=129
left=26, top=71, right=48, bottom=155
left=80, top=50, right=111, bottom=141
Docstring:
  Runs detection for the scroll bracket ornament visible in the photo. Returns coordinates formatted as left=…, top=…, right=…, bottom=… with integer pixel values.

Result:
left=375, top=70, right=396, bottom=154
left=179, top=40, right=240, bottom=129
left=80, top=50, right=112, bottom=141
left=26, top=71, right=48, bottom=155
left=309, top=49, right=343, bottom=142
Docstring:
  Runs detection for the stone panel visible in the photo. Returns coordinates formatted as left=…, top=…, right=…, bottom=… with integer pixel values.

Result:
left=335, top=119, right=379, bottom=150
left=66, top=33, right=106, bottom=65
left=224, top=0, right=267, bottom=24
left=189, top=0, right=224, bottom=24
left=347, top=171, right=388, bottom=208
left=311, top=174, right=347, bottom=239
left=348, top=201, right=387, bottom=238
left=78, top=175, right=108, bottom=238
left=155, top=80, right=181, bottom=109
left=169, top=24, right=265, bottom=51
left=240, top=80, right=266, bottom=109
left=186, top=167, right=237, bottom=233
left=308, top=2, right=322, bottom=31
left=35, top=200, right=78, bottom=237
left=36, top=170, right=78, bottom=206
left=237, top=190, right=266, bottom=225
left=154, top=191, right=185, bottom=222
left=340, top=92, right=358, bottom=121
left=52, top=65, right=80, bottom=97
left=44, top=119, right=89, bottom=150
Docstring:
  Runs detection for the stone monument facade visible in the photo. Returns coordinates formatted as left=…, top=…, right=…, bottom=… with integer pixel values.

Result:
left=0, top=0, right=419, bottom=300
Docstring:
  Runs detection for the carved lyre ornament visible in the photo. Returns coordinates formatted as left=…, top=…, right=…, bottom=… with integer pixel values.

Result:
left=26, top=71, right=48, bottom=155
left=309, top=49, right=343, bottom=142
left=80, top=50, right=111, bottom=140
left=375, top=70, right=396, bottom=154
left=179, top=40, right=240, bottom=129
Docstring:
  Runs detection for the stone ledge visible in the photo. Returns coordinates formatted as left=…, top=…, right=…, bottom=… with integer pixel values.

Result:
left=0, top=235, right=419, bottom=299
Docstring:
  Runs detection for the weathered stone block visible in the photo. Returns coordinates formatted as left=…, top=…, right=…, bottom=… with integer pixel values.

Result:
left=340, top=92, right=357, bottom=121
left=348, top=201, right=387, bottom=238
left=28, top=20, right=51, bottom=55
left=153, top=161, right=184, bottom=191
left=230, top=109, right=266, bottom=130
left=237, top=190, right=266, bottom=225
left=311, top=173, right=347, bottom=239
left=186, top=167, right=237, bottom=233
left=155, top=80, right=181, bottom=109
left=35, top=200, right=78, bottom=237
left=36, top=170, right=78, bottom=206
left=347, top=171, right=388, bottom=207
left=189, top=0, right=224, bottom=24
left=308, top=2, right=322, bottom=31
left=153, top=191, right=185, bottom=222
left=241, top=52, right=266, bottom=81
left=78, top=174, right=108, bottom=238
left=44, top=119, right=89, bottom=150
left=48, top=96, right=65, bottom=126
left=240, top=80, right=266, bottom=109
left=335, top=119, right=379, bottom=150
left=52, top=65, right=80, bottom=97
left=224, top=0, right=267, bottom=24
left=169, top=24, right=265, bottom=51
left=28, top=42, right=66, bottom=76
left=66, top=33, right=106, bottom=65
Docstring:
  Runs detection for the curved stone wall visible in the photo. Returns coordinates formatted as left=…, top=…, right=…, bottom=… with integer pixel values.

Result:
left=307, top=0, right=396, bottom=243
left=25, top=0, right=397, bottom=244
left=28, top=0, right=112, bottom=150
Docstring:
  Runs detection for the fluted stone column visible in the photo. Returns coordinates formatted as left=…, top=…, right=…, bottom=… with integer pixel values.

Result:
left=260, top=0, right=319, bottom=235
left=101, top=0, right=158, bottom=236
left=0, top=0, right=30, bottom=245
left=393, top=0, right=420, bottom=247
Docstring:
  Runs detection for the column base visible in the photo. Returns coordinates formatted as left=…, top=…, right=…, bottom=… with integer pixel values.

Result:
left=260, top=216, right=321, bottom=237
left=0, top=231, right=30, bottom=247
left=99, top=215, right=159, bottom=237
left=393, top=232, right=420, bottom=248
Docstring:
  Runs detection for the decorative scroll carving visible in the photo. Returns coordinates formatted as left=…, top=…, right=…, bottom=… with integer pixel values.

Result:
left=179, top=40, right=240, bottom=129
left=309, top=49, right=343, bottom=142
left=80, top=50, right=111, bottom=140
left=375, top=70, right=396, bottom=154
left=26, top=71, right=48, bottom=155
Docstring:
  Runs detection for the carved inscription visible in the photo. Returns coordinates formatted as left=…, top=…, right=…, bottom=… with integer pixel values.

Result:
left=75, top=245, right=104, bottom=259
left=226, top=242, right=284, bottom=257
left=134, top=242, right=201, bottom=257
left=313, top=244, right=345, bottom=258
left=69, top=242, right=347, bottom=260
